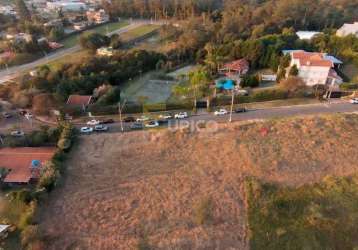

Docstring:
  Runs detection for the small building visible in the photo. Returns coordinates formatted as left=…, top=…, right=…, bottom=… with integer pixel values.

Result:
left=96, top=47, right=114, bottom=57
left=219, top=59, right=250, bottom=78
left=0, top=147, right=56, bottom=184
left=73, top=22, right=87, bottom=31
left=0, top=225, right=10, bottom=239
left=296, top=31, right=321, bottom=40
left=86, top=9, right=109, bottom=24
left=66, top=95, right=93, bottom=110
left=283, top=50, right=343, bottom=86
left=336, top=22, right=358, bottom=37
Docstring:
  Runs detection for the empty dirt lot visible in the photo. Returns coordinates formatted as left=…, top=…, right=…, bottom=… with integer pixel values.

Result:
left=39, top=113, right=358, bottom=249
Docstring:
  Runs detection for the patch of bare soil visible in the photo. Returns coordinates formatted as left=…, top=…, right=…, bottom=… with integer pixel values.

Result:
left=39, top=113, right=358, bottom=249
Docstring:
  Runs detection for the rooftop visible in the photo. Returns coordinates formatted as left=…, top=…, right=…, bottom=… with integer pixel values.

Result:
left=0, top=147, right=56, bottom=183
left=66, top=95, right=92, bottom=106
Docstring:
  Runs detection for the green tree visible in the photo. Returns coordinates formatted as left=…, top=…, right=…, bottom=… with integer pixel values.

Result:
left=289, top=64, right=299, bottom=76
left=15, top=0, right=31, bottom=21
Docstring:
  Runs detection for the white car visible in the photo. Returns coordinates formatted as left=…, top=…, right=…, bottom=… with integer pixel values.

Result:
left=214, top=109, right=228, bottom=116
left=174, top=112, right=188, bottom=119
left=25, top=113, right=33, bottom=119
left=136, top=116, right=149, bottom=122
left=86, top=119, right=100, bottom=126
left=11, top=130, right=25, bottom=137
left=350, top=98, right=358, bottom=104
left=145, top=121, right=159, bottom=128
left=158, top=114, right=172, bottom=120
left=94, top=125, right=108, bottom=132
left=80, top=127, right=93, bottom=133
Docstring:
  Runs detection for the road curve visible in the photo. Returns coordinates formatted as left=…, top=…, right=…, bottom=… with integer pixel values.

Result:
left=0, top=20, right=160, bottom=84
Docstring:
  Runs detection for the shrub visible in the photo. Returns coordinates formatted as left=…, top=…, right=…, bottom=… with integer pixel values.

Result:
left=241, top=75, right=260, bottom=88
left=194, top=196, right=214, bottom=225
left=38, top=162, right=60, bottom=192
left=21, top=224, right=39, bottom=248
left=340, top=82, right=358, bottom=90
left=18, top=201, right=37, bottom=230
left=57, top=138, right=71, bottom=151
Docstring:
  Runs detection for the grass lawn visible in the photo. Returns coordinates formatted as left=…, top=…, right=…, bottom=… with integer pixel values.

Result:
left=246, top=176, right=358, bottom=250
left=47, top=50, right=91, bottom=70
left=60, top=21, right=129, bottom=48
left=119, top=24, right=159, bottom=42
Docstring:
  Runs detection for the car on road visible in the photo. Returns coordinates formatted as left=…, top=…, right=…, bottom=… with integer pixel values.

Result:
left=145, top=121, right=159, bottom=128
left=124, top=116, right=136, bottom=123
left=158, top=119, right=169, bottom=125
left=130, top=122, right=144, bottom=130
left=136, top=116, right=149, bottom=122
left=80, top=127, right=93, bottom=133
left=158, top=113, right=172, bottom=120
left=18, top=110, right=27, bottom=116
left=237, top=89, right=249, bottom=96
left=350, top=98, right=358, bottom=104
left=86, top=119, right=100, bottom=126
left=100, top=119, right=115, bottom=124
left=214, top=109, right=228, bottom=116
left=25, top=113, right=33, bottom=119
left=235, top=107, right=247, bottom=113
left=10, top=130, right=25, bottom=137
left=174, top=112, right=188, bottom=119
left=3, top=112, right=12, bottom=118
left=94, top=125, right=109, bottom=132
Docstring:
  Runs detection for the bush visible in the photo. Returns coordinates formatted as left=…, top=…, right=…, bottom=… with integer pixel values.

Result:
left=57, top=138, right=71, bottom=151
left=241, top=75, right=260, bottom=88
left=38, top=162, right=60, bottom=192
left=18, top=201, right=37, bottom=230
left=21, top=224, right=39, bottom=248
left=194, top=196, right=214, bottom=225
left=340, top=82, right=358, bottom=90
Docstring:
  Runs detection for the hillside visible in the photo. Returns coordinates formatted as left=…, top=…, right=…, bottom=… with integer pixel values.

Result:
left=39, top=113, right=358, bottom=249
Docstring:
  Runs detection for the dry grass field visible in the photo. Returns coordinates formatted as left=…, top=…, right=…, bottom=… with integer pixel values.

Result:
left=39, top=113, right=358, bottom=249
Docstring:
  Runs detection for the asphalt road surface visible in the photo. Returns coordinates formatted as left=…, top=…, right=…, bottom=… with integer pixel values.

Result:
left=78, top=101, right=358, bottom=133
left=0, top=20, right=163, bottom=84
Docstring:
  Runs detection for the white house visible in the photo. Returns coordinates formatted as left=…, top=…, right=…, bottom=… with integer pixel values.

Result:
left=284, top=50, right=343, bottom=87
left=336, top=22, right=358, bottom=37
left=96, top=47, right=114, bottom=57
left=296, top=31, right=321, bottom=40
left=46, top=1, right=87, bottom=12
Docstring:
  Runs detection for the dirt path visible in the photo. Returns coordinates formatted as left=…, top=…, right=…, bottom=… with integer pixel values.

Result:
left=39, top=114, right=358, bottom=249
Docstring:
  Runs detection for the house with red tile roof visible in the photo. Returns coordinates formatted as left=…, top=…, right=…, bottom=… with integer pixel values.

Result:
left=0, top=147, right=56, bottom=184
left=66, top=95, right=93, bottom=108
left=219, top=59, right=249, bottom=78
left=286, top=50, right=342, bottom=86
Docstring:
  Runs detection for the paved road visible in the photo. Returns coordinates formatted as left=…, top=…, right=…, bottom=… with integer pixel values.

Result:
left=0, top=20, right=163, bottom=84
left=79, top=101, right=358, bottom=133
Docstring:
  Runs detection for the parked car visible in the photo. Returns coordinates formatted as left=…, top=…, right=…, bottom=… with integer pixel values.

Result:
left=145, top=121, right=159, bottom=128
left=214, top=109, right=228, bottom=116
left=100, top=119, right=115, bottom=124
left=94, top=125, right=108, bottom=132
left=136, top=116, right=149, bottom=122
left=130, top=122, right=144, bottom=130
left=235, top=107, right=247, bottom=113
left=158, top=119, right=169, bottom=125
left=174, top=112, right=188, bottom=119
left=86, top=119, right=100, bottom=125
left=158, top=113, right=172, bottom=120
left=124, top=116, right=136, bottom=123
left=80, top=127, right=93, bottom=133
left=350, top=98, right=358, bottom=104
left=18, top=110, right=27, bottom=116
left=3, top=112, right=12, bottom=118
left=10, top=130, right=24, bottom=137
left=237, top=89, right=249, bottom=96
left=25, top=113, right=33, bottom=119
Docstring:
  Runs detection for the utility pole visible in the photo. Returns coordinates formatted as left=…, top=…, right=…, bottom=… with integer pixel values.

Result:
left=118, top=99, right=127, bottom=132
left=229, top=88, right=234, bottom=123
